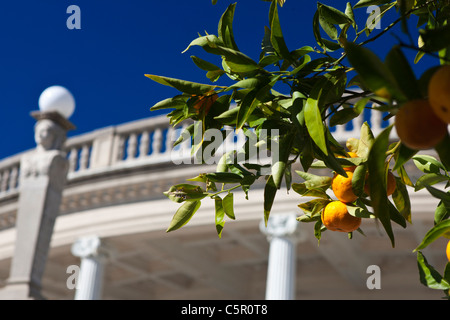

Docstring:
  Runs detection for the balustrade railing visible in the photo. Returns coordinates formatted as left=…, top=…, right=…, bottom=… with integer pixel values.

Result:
left=0, top=109, right=395, bottom=199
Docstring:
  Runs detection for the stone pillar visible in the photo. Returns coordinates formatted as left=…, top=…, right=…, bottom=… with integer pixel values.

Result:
left=0, top=111, right=75, bottom=300
left=260, top=213, right=302, bottom=300
left=71, top=235, right=109, bottom=300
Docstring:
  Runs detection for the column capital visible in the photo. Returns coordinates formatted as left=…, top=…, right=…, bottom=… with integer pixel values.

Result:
left=260, top=213, right=304, bottom=242
left=71, top=235, right=110, bottom=260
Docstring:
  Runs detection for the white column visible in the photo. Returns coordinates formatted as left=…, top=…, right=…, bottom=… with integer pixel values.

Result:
left=71, top=235, right=109, bottom=300
left=260, top=213, right=302, bottom=300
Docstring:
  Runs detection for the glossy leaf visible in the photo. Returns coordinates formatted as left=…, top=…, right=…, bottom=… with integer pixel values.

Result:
left=318, top=2, right=353, bottom=25
left=269, top=0, right=291, bottom=60
left=164, top=184, right=208, bottom=203
left=214, top=196, right=225, bottom=238
left=344, top=42, right=405, bottom=101
left=417, top=251, right=450, bottom=290
left=263, top=175, right=278, bottom=226
left=223, top=193, right=235, bottom=220
left=392, top=176, right=412, bottom=223
left=415, top=173, right=449, bottom=191
left=353, top=0, right=393, bottom=9
left=415, top=219, right=450, bottom=251
left=205, top=172, right=243, bottom=184
left=166, top=200, right=201, bottom=232
left=367, top=124, right=395, bottom=247
left=218, top=3, right=239, bottom=51
left=385, top=45, right=422, bottom=101
left=272, top=132, right=294, bottom=189
left=305, top=97, right=328, bottom=155
left=145, top=74, right=218, bottom=95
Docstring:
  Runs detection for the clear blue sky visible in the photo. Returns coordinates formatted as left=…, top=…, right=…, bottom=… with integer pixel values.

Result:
left=0, top=0, right=436, bottom=160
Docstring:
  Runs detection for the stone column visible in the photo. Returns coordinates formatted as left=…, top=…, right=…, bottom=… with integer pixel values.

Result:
left=71, top=235, right=109, bottom=300
left=260, top=213, right=302, bottom=300
left=0, top=111, right=75, bottom=300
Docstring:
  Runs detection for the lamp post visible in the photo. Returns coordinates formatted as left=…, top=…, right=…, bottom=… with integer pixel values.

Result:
left=0, top=86, right=76, bottom=300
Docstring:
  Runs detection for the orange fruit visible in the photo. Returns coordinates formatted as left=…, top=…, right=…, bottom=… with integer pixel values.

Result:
left=428, top=65, right=450, bottom=124
left=364, top=170, right=396, bottom=196
left=322, top=201, right=362, bottom=233
left=447, top=240, right=450, bottom=262
left=193, top=93, right=218, bottom=115
left=446, top=241, right=450, bottom=262
left=337, top=151, right=358, bottom=172
left=395, top=99, right=447, bottom=150
left=446, top=240, right=450, bottom=262
left=331, top=171, right=358, bottom=203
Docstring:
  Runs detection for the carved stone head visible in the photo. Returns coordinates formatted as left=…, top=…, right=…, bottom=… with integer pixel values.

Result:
left=34, top=119, right=66, bottom=151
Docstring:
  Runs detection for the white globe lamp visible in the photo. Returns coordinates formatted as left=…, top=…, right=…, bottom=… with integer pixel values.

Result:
left=38, top=85, right=75, bottom=119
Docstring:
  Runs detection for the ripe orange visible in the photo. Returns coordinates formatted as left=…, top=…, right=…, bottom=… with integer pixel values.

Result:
left=337, top=151, right=358, bottom=172
left=322, top=201, right=362, bottom=232
left=331, top=171, right=358, bottom=203
left=364, top=170, right=396, bottom=196
left=447, top=240, right=450, bottom=262
left=428, top=65, right=450, bottom=124
left=193, top=93, right=218, bottom=115
left=395, top=99, right=448, bottom=150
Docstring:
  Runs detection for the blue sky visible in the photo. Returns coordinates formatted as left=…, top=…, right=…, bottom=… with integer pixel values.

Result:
left=0, top=0, right=436, bottom=160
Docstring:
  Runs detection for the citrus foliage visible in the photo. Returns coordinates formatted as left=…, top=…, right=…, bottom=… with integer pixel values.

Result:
left=147, top=0, right=450, bottom=297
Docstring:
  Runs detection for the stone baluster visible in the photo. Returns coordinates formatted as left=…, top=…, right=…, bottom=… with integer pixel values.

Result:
left=139, top=130, right=149, bottom=158
left=0, top=170, right=9, bottom=193
left=371, top=108, right=382, bottom=134
left=68, top=147, right=78, bottom=173
left=127, top=133, right=137, bottom=160
left=8, top=166, right=18, bottom=191
left=152, top=128, right=162, bottom=156
left=166, top=125, right=175, bottom=156
left=79, top=144, right=90, bottom=171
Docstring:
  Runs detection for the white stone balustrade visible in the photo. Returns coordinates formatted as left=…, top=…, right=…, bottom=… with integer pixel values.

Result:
left=0, top=110, right=396, bottom=206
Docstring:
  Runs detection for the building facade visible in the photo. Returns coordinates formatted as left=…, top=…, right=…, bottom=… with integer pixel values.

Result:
left=0, top=103, right=447, bottom=300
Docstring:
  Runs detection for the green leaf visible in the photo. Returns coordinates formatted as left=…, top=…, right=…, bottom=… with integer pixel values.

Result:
left=435, top=133, right=450, bottom=171
left=145, top=74, right=218, bottom=95
left=298, top=198, right=331, bottom=217
left=214, top=196, right=225, bottom=238
left=164, top=184, right=208, bottom=203
left=420, top=24, right=450, bottom=52
left=150, top=96, right=187, bottom=111
left=305, top=97, right=328, bottom=155
left=352, top=163, right=367, bottom=197
left=269, top=0, right=291, bottom=60
left=292, top=182, right=329, bottom=199
left=412, top=154, right=445, bottom=173
left=218, top=3, right=239, bottom=51
left=346, top=203, right=373, bottom=218
left=271, top=132, right=294, bottom=189
left=343, top=42, right=405, bottom=101
left=417, top=251, right=450, bottom=290
left=205, top=172, right=243, bottom=184
left=385, top=45, right=422, bottom=100
left=264, top=175, right=278, bottom=226
left=166, top=200, right=201, bottom=232
left=367, top=124, right=395, bottom=247
left=425, top=185, right=450, bottom=207
left=318, top=2, right=352, bottom=25
left=392, top=176, right=412, bottom=223
left=415, top=173, right=449, bottom=191
left=356, top=122, right=375, bottom=160
left=223, top=193, right=235, bottom=220
left=295, top=171, right=333, bottom=189
left=415, top=220, right=450, bottom=251
left=353, top=0, right=393, bottom=9
left=393, top=143, right=418, bottom=171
